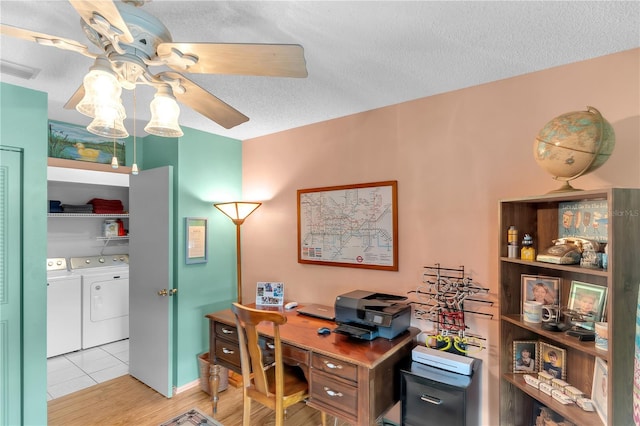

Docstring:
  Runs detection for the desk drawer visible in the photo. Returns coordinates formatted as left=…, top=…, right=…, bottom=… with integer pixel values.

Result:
left=311, top=353, right=357, bottom=382
left=215, top=337, right=240, bottom=369
left=310, top=370, right=358, bottom=419
left=260, top=338, right=310, bottom=368
left=283, top=343, right=309, bottom=366
left=215, top=322, right=239, bottom=342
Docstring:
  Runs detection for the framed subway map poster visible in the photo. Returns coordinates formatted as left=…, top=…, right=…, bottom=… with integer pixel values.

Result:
left=297, top=181, right=398, bottom=271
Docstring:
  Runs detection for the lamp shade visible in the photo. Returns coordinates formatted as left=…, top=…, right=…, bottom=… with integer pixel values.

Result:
left=144, top=85, right=183, bottom=137
left=87, top=102, right=129, bottom=138
left=76, top=57, right=122, bottom=118
left=214, top=202, right=261, bottom=225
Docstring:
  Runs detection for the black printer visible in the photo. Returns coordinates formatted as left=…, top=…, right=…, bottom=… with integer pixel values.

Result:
left=334, top=290, right=411, bottom=340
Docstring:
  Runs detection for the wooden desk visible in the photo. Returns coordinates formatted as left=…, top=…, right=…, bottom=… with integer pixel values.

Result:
left=206, top=304, right=418, bottom=426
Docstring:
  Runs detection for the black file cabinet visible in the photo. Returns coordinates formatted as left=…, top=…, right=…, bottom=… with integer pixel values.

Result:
left=401, top=360, right=481, bottom=426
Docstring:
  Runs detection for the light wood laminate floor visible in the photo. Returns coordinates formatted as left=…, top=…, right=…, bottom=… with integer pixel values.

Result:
left=47, top=374, right=355, bottom=426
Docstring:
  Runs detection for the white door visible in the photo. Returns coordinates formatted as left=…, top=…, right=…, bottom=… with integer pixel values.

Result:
left=128, top=166, right=174, bottom=397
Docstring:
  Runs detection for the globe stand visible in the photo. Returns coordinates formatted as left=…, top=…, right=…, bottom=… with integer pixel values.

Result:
left=548, top=180, right=582, bottom=194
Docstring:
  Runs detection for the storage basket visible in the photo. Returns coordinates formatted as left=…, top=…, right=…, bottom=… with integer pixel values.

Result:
left=198, top=352, right=229, bottom=394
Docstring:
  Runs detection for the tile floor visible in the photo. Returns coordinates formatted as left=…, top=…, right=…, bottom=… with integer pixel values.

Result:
left=47, top=339, right=129, bottom=401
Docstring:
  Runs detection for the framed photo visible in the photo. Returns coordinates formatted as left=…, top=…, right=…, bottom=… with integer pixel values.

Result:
left=256, top=282, right=284, bottom=306
left=185, top=217, right=208, bottom=264
left=591, top=357, right=608, bottom=425
left=297, top=181, right=398, bottom=271
left=531, top=400, right=576, bottom=426
left=521, top=274, right=561, bottom=313
left=539, top=342, right=566, bottom=380
left=512, top=340, right=538, bottom=373
left=567, top=280, right=607, bottom=330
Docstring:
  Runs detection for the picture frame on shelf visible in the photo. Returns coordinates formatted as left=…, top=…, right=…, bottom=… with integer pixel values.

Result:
left=591, top=357, right=608, bottom=425
left=539, top=342, right=566, bottom=380
left=530, top=400, right=576, bottom=426
left=521, top=274, right=560, bottom=314
left=512, top=340, right=538, bottom=373
left=567, top=280, right=607, bottom=331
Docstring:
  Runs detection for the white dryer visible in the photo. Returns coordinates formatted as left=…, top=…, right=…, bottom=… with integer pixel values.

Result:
left=71, top=254, right=129, bottom=349
left=47, top=258, right=82, bottom=358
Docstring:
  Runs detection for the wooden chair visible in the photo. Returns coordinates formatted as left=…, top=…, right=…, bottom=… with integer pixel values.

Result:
left=231, top=302, right=327, bottom=426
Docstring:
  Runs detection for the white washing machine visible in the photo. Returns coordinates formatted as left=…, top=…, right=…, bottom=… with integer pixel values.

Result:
left=47, top=258, right=82, bottom=358
left=70, top=254, right=129, bottom=349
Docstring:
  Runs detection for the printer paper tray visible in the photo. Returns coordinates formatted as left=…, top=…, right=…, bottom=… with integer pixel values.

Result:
left=334, top=323, right=379, bottom=340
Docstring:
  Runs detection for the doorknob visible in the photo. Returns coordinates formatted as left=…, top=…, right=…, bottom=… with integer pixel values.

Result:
left=157, top=289, right=178, bottom=296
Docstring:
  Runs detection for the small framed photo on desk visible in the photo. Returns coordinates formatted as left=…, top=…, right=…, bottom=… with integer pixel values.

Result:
left=256, top=282, right=284, bottom=306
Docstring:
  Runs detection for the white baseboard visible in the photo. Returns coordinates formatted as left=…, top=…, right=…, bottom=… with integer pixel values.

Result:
left=175, top=379, right=201, bottom=394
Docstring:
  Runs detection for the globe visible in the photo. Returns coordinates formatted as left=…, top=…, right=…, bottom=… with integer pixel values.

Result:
left=534, top=106, right=615, bottom=193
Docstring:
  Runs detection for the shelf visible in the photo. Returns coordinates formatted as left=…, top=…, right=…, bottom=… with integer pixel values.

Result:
left=96, top=236, right=129, bottom=241
left=502, top=314, right=608, bottom=360
left=503, top=373, right=603, bottom=426
left=48, top=213, right=129, bottom=218
left=499, top=188, right=640, bottom=426
left=48, top=158, right=132, bottom=175
left=499, top=257, right=609, bottom=277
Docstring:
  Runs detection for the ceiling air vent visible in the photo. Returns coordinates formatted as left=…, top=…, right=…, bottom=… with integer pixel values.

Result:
left=0, top=59, right=40, bottom=80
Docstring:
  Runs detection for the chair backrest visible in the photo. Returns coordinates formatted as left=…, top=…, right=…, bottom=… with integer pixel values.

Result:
left=231, top=302, right=287, bottom=398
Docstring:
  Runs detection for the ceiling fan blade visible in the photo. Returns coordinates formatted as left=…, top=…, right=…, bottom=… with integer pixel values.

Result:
left=63, top=84, right=86, bottom=110
left=158, top=72, right=249, bottom=129
left=69, top=0, right=134, bottom=44
left=0, top=24, right=97, bottom=58
left=156, top=43, right=308, bottom=78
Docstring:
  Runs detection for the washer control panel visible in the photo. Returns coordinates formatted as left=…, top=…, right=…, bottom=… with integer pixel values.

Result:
left=70, top=254, right=129, bottom=270
left=46, top=258, right=68, bottom=272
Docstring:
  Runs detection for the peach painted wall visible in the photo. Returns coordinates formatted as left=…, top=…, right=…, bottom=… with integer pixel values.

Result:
left=240, top=48, right=640, bottom=424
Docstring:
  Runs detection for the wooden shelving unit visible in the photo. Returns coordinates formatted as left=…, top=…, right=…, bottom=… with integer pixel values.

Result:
left=498, top=188, right=639, bottom=426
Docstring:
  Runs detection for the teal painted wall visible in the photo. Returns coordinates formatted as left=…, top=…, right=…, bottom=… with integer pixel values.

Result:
left=142, top=128, right=242, bottom=387
left=0, top=82, right=49, bottom=424
left=1, top=81, right=241, bottom=422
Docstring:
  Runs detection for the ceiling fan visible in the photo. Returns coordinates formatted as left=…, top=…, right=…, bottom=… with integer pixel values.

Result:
left=0, top=0, right=308, bottom=133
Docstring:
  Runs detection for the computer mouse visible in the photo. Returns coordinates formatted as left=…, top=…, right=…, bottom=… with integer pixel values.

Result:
left=317, top=327, right=331, bottom=335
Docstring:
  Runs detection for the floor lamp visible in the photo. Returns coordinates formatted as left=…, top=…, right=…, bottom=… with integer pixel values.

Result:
left=213, top=201, right=261, bottom=304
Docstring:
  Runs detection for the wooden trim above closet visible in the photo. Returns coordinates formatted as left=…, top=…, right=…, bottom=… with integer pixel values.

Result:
left=48, top=158, right=132, bottom=174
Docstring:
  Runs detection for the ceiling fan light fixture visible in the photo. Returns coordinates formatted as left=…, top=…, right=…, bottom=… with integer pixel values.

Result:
left=144, top=85, right=183, bottom=137
left=76, top=58, right=122, bottom=118
left=87, top=103, right=129, bottom=138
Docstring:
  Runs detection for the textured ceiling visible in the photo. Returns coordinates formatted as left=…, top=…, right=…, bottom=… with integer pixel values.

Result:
left=0, top=1, right=638, bottom=141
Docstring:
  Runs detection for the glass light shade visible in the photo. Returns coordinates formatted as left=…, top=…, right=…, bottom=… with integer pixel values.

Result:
left=76, top=58, right=122, bottom=118
left=214, top=202, right=262, bottom=225
left=144, top=86, right=183, bottom=137
left=87, top=103, right=129, bottom=138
